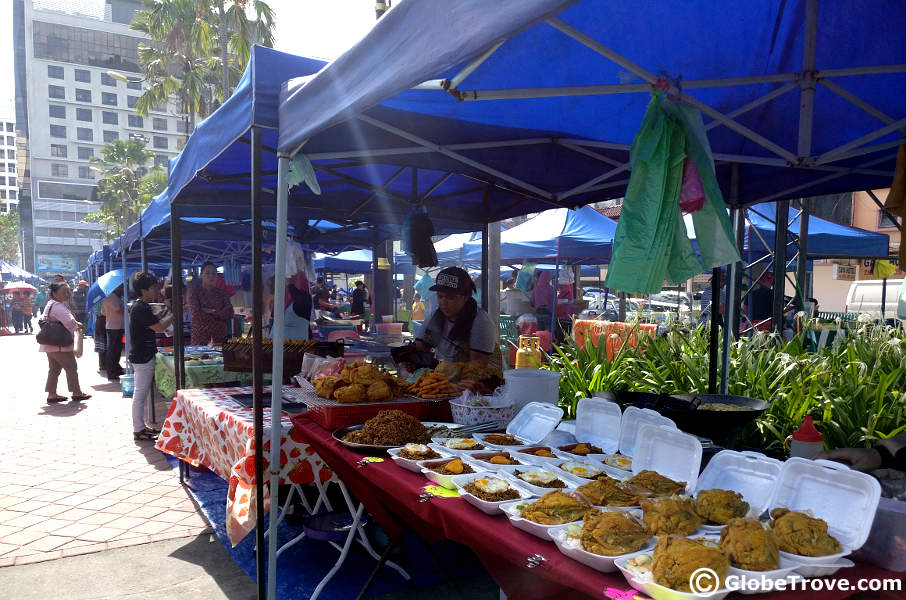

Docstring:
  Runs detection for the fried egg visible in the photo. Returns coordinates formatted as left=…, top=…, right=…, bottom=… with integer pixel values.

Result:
left=403, top=443, right=430, bottom=455
left=445, top=438, right=477, bottom=450
left=560, top=461, right=602, bottom=479
left=518, top=470, right=559, bottom=485
left=473, top=477, right=510, bottom=494
left=604, top=453, right=633, bottom=470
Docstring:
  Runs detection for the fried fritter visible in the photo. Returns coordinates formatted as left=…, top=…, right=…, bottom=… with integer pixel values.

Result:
left=577, top=477, right=644, bottom=507
left=770, top=508, right=842, bottom=557
left=435, top=361, right=462, bottom=381
left=520, top=490, right=589, bottom=525
left=695, top=489, right=750, bottom=525
left=719, top=518, right=780, bottom=571
left=626, top=470, right=687, bottom=496
left=314, top=376, right=341, bottom=399
left=580, top=509, right=651, bottom=556
left=366, top=380, right=392, bottom=402
left=334, top=383, right=366, bottom=404
left=353, top=364, right=381, bottom=386
left=340, top=362, right=358, bottom=384
left=652, top=535, right=729, bottom=593
left=641, top=496, right=705, bottom=536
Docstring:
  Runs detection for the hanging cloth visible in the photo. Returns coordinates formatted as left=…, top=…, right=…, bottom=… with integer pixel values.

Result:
left=884, top=144, right=906, bottom=268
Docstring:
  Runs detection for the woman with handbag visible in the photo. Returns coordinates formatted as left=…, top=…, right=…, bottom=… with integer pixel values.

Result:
left=38, top=282, right=91, bottom=403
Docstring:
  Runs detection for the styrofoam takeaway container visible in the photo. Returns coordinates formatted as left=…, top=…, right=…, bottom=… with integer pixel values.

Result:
left=619, top=405, right=678, bottom=458
left=693, top=450, right=783, bottom=532
left=552, top=398, right=626, bottom=479
left=769, top=457, right=882, bottom=564
left=631, top=424, right=702, bottom=495
left=504, top=401, right=564, bottom=444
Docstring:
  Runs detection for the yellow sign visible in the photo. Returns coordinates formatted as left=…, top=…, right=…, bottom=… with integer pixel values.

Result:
left=377, top=257, right=391, bottom=270
left=420, top=484, right=460, bottom=498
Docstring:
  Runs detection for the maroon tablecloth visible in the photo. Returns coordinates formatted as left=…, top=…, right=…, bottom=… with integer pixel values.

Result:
left=290, top=414, right=905, bottom=600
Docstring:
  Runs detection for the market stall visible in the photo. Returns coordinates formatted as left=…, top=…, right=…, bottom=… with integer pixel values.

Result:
left=154, top=347, right=253, bottom=401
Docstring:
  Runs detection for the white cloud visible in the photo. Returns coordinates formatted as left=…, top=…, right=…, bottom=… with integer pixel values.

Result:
left=271, top=0, right=377, bottom=60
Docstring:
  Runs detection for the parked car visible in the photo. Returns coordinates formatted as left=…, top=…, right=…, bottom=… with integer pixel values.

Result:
left=845, top=279, right=905, bottom=318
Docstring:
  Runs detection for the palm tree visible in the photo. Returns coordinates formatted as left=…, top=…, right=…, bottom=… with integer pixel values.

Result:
left=214, top=0, right=276, bottom=99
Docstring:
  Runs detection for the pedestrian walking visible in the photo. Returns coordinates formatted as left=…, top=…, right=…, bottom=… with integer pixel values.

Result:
left=21, top=291, right=33, bottom=333
left=10, top=292, right=24, bottom=333
left=102, top=285, right=125, bottom=381
left=130, top=272, right=174, bottom=441
left=38, top=282, right=91, bottom=403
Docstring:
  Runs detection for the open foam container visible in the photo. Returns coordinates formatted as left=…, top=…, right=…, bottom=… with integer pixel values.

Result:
left=694, top=450, right=782, bottom=527
left=632, top=423, right=702, bottom=495
left=504, top=401, right=563, bottom=445
left=768, top=457, right=881, bottom=560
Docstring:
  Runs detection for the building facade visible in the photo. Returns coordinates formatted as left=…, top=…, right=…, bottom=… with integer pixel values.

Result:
left=0, top=118, right=18, bottom=213
left=13, top=0, right=183, bottom=275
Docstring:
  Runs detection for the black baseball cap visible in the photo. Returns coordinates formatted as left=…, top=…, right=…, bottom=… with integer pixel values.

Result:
left=429, top=267, right=475, bottom=295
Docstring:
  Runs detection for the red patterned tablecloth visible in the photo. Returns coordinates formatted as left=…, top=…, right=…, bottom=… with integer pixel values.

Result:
left=155, top=387, right=333, bottom=545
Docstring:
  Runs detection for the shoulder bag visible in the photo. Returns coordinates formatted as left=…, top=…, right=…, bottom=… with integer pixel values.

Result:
left=36, top=301, right=75, bottom=347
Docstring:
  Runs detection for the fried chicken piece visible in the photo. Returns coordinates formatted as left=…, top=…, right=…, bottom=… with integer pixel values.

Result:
left=626, top=470, right=687, bottom=496
left=652, top=535, right=729, bottom=593
left=340, top=363, right=357, bottom=384
left=719, top=518, right=780, bottom=571
left=314, top=376, right=341, bottom=399
left=770, top=508, right=842, bottom=557
left=353, top=364, right=381, bottom=386
left=577, top=477, right=644, bottom=507
left=366, top=380, right=392, bottom=402
left=641, top=496, right=705, bottom=536
left=520, top=490, right=589, bottom=525
left=334, top=383, right=366, bottom=404
left=580, top=509, right=651, bottom=556
left=695, top=489, right=750, bottom=525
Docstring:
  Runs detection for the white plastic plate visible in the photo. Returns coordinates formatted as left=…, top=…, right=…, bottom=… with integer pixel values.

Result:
left=450, top=472, right=535, bottom=515
left=418, top=456, right=482, bottom=489
left=494, top=466, right=585, bottom=497
left=632, top=424, right=702, bottom=494
left=387, top=443, right=451, bottom=473
left=769, top=457, right=882, bottom=554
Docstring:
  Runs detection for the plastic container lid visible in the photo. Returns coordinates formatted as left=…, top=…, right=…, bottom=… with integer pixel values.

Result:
left=694, top=450, right=782, bottom=517
left=792, top=416, right=823, bottom=442
left=506, top=401, right=563, bottom=444
left=631, top=423, right=702, bottom=494
left=619, top=406, right=677, bottom=457
left=769, top=457, right=882, bottom=552
left=574, top=397, right=622, bottom=454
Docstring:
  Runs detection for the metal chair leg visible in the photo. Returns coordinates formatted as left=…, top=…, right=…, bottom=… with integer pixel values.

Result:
left=309, top=502, right=365, bottom=600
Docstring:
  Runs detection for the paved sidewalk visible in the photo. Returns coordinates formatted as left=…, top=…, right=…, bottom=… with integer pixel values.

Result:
left=0, top=333, right=212, bottom=566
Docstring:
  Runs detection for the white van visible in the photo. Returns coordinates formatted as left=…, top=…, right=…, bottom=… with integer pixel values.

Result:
left=844, top=279, right=906, bottom=318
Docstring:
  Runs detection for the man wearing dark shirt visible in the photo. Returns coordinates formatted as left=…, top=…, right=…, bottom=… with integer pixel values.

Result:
left=129, top=272, right=173, bottom=441
left=312, top=276, right=333, bottom=311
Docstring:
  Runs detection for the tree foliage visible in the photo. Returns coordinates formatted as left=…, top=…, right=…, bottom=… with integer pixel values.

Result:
left=84, top=139, right=165, bottom=240
left=131, top=0, right=275, bottom=137
left=0, top=210, right=19, bottom=264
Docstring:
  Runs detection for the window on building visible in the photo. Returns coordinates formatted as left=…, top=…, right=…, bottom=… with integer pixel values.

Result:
left=76, top=108, right=92, bottom=122
left=152, top=118, right=167, bottom=131
left=5, top=136, right=12, bottom=146
left=101, top=92, right=118, bottom=107
left=77, top=147, right=93, bottom=160
left=51, top=164, right=68, bottom=177
left=127, top=115, right=143, bottom=128
left=48, top=85, right=65, bottom=99
left=7, top=163, right=14, bottom=172
left=175, top=120, right=188, bottom=134
left=102, top=111, right=118, bottom=125
left=0, top=163, right=5, bottom=172
left=76, top=128, right=93, bottom=141
left=103, top=130, right=118, bottom=143
left=51, top=144, right=67, bottom=158
left=74, top=69, right=90, bottom=83
left=33, top=22, right=144, bottom=73
left=9, top=190, right=16, bottom=200
left=154, top=154, right=168, bottom=167
left=127, top=96, right=138, bottom=109
left=101, top=72, right=117, bottom=86
left=4, top=123, right=11, bottom=132
left=153, top=136, right=168, bottom=149
left=78, top=166, right=94, bottom=179
left=127, top=79, right=142, bottom=90
left=50, top=125, right=66, bottom=138
left=75, top=88, right=91, bottom=102
left=0, top=176, right=5, bottom=185
left=7, top=150, right=14, bottom=159
left=8, top=177, right=15, bottom=187
left=49, top=104, right=66, bottom=119
left=0, top=191, right=5, bottom=200
left=880, top=211, right=902, bottom=229
left=47, top=65, right=64, bottom=79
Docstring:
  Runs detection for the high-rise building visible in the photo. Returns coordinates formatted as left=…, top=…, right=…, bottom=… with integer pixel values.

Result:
left=0, top=118, right=19, bottom=214
left=13, top=0, right=183, bottom=275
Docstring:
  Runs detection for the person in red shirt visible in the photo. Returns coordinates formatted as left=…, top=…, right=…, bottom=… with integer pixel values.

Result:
left=187, top=262, right=234, bottom=345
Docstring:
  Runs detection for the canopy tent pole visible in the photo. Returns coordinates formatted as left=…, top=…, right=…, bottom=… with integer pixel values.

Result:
left=170, top=204, right=184, bottom=391
left=796, top=201, right=810, bottom=311
left=708, top=267, right=720, bottom=394
left=720, top=166, right=742, bottom=394
left=250, top=126, right=267, bottom=600
left=732, top=203, right=746, bottom=336
left=772, top=200, right=790, bottom=333
left=481, top=223, right=490, bottom=311
left=551, top=246, right=560, bottom=336
left=121, top=244, right=130, bottom=370
left=266, top=155, right=290, bottom=600
left=488, top=222, right=500, bottom=328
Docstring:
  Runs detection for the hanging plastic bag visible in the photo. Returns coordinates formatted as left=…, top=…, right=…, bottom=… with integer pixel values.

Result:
left=678, top=158, right=705, bottom=214
left=74, top=329, right=84, bottom=358
left=515, top=261, right=536, bottom=291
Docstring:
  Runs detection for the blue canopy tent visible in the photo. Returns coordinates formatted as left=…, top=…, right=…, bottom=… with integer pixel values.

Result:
left=0, top=260, right=41, bottom=284
left=461, top=206, right=617, bottom=264
left=314, top=249, right=414, bottom=275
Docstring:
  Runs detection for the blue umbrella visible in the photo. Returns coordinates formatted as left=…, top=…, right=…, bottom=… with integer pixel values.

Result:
left=86, top=269, right=135, bottom=309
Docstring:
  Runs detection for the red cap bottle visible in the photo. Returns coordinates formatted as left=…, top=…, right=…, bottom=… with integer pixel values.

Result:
left=790, top=416, right=823, bottom=458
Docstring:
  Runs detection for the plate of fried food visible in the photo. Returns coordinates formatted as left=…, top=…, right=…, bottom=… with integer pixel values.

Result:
left=335, top=409, right=433, bottom=452
left=499, top=490, right=591, bottom=539
left=406, top=370, right=461, bottom=399
left=451, top=472, right=534, bottom=514
left=315, top=361, right=410, bottom=404
left=547, top=508, right=655, bottom=573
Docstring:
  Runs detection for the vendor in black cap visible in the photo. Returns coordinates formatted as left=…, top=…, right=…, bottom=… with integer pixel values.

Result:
left=414, top=267, right=498, bottom=364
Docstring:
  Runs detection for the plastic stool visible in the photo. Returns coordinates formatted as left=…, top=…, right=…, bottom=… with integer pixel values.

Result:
left=304, top=511, right=368, bottom=543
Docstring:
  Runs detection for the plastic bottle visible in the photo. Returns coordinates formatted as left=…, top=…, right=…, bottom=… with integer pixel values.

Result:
left=789, top=416, right=824, bottom=459
left=514, top=335, right=543, bottom=369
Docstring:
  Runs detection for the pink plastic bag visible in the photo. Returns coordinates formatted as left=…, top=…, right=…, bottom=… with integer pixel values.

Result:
left=679, top=158, right=705, bottom=214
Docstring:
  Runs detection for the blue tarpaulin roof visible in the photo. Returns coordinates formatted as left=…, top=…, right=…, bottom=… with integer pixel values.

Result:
left=314, top=250, right=414, bottom=275
left=461, top=206, right=617, bottom=264
left=278, top=0, right=905, bottom=211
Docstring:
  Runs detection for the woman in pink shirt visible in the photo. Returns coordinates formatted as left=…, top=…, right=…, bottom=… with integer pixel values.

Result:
left=39, top=282, right=91, bottom=403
